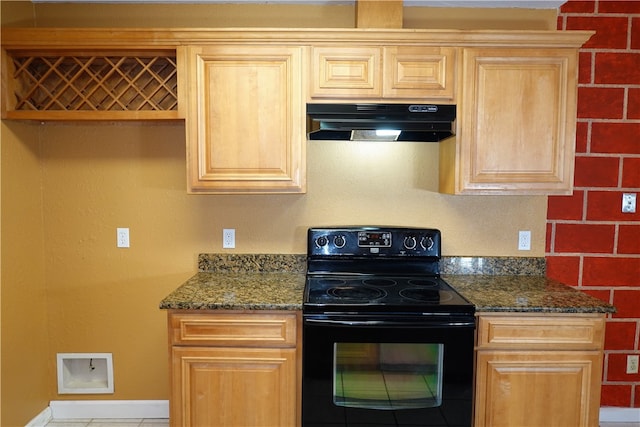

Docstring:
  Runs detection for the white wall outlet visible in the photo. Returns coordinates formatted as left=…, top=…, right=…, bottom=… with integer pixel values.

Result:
left=518, top=230, right=531, bottom=251
left=622, top=193, right=637, bottom=213
left=223, top=228, right=235, bottom=249
left=116, top=228, right=130, bottom=248
left=627, top=355, right=639, bottom=374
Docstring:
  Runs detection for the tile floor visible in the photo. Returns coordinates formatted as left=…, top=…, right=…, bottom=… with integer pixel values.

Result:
left=44, top=419, right=168, bottom=427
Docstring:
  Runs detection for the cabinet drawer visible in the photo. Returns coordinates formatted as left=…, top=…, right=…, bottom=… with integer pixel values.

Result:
left=170, top=311, right=297, bottom=347
left=477, top=314, right=605, bottom=350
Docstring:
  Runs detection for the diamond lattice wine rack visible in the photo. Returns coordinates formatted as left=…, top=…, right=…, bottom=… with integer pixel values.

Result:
left=3, top=51, right=180, bottom=120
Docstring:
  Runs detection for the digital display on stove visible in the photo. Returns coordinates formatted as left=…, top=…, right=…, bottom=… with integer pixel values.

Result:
left=358, top=231, right=392, bottom=247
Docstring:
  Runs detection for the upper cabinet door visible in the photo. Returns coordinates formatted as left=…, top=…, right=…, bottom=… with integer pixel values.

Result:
left=311, top=46, right=382, bottom=98
left=449, top=48, right=579, bottom=195
left=383, top=46, right=456, bottom=100
left=310, top=46, right=456, bottom=101
left=182, top=45, right=306, bottom=194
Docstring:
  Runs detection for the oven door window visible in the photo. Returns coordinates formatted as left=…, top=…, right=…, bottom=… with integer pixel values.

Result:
left=333, top=343, right=443, bottom=410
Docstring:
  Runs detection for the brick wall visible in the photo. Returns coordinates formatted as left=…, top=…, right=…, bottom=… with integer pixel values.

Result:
left=548, top=0, right=640, bottom=408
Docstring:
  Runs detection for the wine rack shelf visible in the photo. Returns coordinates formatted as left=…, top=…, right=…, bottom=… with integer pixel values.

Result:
left=3, top=51, right=180, bottom=120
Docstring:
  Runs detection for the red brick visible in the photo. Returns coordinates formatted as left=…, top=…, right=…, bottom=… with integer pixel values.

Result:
left=596, top=53, right=640, bottom=85
left=578, top=51, right=592, bottom=85
left=600, top=384, right=632, bottom=406
left=591, top=122, right=640, bottom=154
left=587, top=191, right=640, bottom=222
left=629, top=88, right=640, bottom=119
left=575, top=121, right=588, bottom=153
left=566, top=16, right=628, bottom=49
left=633, top=18, right=640, bottom=49
left=545, top=256, right=580, bottom=285
left=618, top=225, right=640, bottom=254
left=599, top=1, right=640, bottom=14
left=555, top=223, right=615, bottom=253
left=578, top=87, right=625, bottom=119
left=548, top=191, right=584, bottom=220
left=635, top=385, right=640, bottom=408
left=605, top=321, right=638, bottom=349
left=608, top=352, right=640, bottom=381
left=546, top=223, right=552, bottom=253
left=561, top=0, right=595, bottom=13
left=583, top=257, right=640, bottom=286
left=574, top=156, right=620, bottom=187
left=612, top=289, right=640, bottom=317
left=622, top=158, right=640, bottom=188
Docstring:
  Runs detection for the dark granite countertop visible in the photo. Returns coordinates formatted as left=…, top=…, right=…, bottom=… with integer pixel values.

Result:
left=445, top=275, right=615, bottom=314
left=159, top=254, right=615, bottom=313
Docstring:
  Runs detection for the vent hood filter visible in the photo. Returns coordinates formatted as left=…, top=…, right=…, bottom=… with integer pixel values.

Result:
left=307, top=103, right=456, bottom=142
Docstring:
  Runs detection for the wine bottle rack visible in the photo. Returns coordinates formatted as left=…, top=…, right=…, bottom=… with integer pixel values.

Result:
left=5, top=51, right=179, bottom=119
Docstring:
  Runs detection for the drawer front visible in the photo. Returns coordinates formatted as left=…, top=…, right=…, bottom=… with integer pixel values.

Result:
left=170, top=312, right=297, bottom=347
left=477, top=314, right=605, bottom=350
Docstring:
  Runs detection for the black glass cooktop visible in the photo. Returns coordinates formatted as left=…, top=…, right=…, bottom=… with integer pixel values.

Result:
left=304, top=274, right=474, bottom=314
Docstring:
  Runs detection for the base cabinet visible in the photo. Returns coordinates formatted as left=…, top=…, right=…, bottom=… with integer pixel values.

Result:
left=168, top=310, right=300, bottom=427
left=474, top=314, right=605, bottom=427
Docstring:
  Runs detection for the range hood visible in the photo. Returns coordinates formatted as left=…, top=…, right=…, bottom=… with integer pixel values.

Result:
left=307, top=103, right=456, bottom=142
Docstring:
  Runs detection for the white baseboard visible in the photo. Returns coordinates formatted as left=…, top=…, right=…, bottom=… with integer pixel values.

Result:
left=25, top=407, right=52, bottom=427
left=600, top=407, right=640, bottom=423
left=49, top=400, right=169, bottom=419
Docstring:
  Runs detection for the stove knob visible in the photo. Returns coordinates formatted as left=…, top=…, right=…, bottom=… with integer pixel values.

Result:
left=421, top=236, right=434, bottom=250
left=333, top=235, right=346, bottom=248
left=403, top=236, right=417, bottom=250
left=315, top=236, right=328, bottom=247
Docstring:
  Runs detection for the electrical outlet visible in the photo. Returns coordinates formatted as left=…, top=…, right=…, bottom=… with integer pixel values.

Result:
left=627, top=355, right=639, bottom=374
left=518, top=230, right=531, bottom=251
left=622, top=193, right=637, bottom=213
left=223, top=228, right=235, bottom=249
left=116, top=228, right=129, bottom=248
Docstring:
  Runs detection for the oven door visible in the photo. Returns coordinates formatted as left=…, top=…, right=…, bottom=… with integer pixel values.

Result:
left=302, top=314, right=475, bottom=427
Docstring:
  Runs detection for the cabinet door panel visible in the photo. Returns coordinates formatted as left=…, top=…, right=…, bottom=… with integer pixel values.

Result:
left=311, top=46, right=381, bottom=98
left=183, top=45, right=305, bottom=193
left=172, top=346, right=297, bottom=427
left=458, top=48, right=578, bottom=194
left=383, top=46, right=456, bottom=99
left=475, top=351, right=602, bottom=427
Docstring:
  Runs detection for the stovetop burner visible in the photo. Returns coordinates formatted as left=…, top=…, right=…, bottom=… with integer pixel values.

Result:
left=305, top=274, right=470, bottom=312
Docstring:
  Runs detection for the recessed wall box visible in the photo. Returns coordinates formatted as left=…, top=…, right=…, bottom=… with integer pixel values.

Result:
left=57, top=353, right=114, bottom=394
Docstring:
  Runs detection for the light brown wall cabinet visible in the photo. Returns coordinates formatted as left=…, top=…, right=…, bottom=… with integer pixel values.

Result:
left=310, top=46, right=456, bottom=101
left=439, top=47, right=582, bottom=195
left=168, top=310, right=300, bottom=427
left=1, top=28, right=592, bottom=195
left=475, top=314, right=605, bottom=427
left=180, top=45, right=306, bottom=194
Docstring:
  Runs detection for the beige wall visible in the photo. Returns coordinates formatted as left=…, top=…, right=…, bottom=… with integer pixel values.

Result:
left=1, top=121, right=50, bottom=426
left=1, top=2, right=556, bottom=425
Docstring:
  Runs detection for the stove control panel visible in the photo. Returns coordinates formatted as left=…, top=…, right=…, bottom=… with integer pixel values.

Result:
left=308, top=227, right=441, bottom=257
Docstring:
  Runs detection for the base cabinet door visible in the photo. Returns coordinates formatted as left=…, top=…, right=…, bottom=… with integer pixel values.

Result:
left=474, top=351, right=602, bottom=427
left=172, top=346, right=297, bottom=427
left=474, top=314, right=605, bottom=427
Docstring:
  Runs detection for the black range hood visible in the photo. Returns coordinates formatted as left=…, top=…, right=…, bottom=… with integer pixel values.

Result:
left=307, top=103, right=456, bottom=142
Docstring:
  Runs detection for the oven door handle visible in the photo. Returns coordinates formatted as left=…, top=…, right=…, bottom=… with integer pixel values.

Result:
left=304, top=317, right=475, bottom=328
